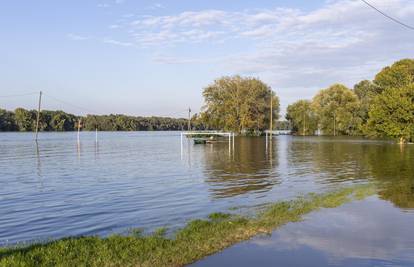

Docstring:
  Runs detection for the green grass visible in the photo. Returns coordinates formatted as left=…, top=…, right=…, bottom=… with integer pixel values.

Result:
left=0, top=185, right=375, bottom=267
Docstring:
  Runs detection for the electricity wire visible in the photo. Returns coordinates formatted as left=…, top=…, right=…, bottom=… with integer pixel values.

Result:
left=360, top=0, right=414, bottom=30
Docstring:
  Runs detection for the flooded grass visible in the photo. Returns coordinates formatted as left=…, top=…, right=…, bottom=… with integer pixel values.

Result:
left=0, top=185, right=375, bottom=267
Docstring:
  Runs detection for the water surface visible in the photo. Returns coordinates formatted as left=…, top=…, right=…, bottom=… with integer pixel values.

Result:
left=0, top=132, right=413, bottom=247
left=193, top=196, right=414, bottom=267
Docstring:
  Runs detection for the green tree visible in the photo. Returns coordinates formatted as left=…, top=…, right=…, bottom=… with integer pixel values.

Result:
left=201, top=76, right=280, bottom=133
left=367, top=84, right=414, bottom=144
left=50, top=111, right=76, bottom=131
left=14, top=108, right=35, bottom=131
left=275, top=120, right=291, bottom=131
left=353, top=80, right=381, bottom=134
left=0, top=109, right=17, bottom=131
left=312, top=84, right=362, bottom=136
left=374, top=59, right=414, bottom=92
left=286, top=100, right=318, bottom=135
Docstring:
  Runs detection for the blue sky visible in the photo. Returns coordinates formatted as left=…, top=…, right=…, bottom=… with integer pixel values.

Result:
left=1, top=0, right=413, bottom=118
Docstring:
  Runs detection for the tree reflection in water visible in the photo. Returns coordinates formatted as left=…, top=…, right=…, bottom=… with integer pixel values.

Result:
left=202, top=136, right=414, bottom=209
left=202, top=137, right=280, bottom=198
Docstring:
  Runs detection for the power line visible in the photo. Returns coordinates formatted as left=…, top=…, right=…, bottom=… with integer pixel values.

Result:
left=43, top=93, right=99, bottom=114
left=360, top=0, right=414, bottom=30
left=0, top=92, right=38, bottom=98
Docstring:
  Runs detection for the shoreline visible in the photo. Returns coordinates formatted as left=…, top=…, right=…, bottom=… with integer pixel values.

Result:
left=0, top=185, right=375, bottom=267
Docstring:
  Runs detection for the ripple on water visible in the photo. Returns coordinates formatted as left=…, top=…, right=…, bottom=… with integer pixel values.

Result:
left=1, top=133, right=413, bottom=246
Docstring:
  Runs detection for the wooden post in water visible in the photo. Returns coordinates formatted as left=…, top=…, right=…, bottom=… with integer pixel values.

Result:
left=270, top=90, right=273, bottom=132
left=35, top=91, right=42, bottom=141
left=95, top=128, right=98, bottom=143
left=303, top=111, right=306, bottom=136
left=188, top=107, right=191, bottom=131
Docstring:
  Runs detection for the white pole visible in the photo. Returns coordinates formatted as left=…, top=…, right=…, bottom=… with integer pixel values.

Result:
left=77, top=119, right=81, bottom=143
left=232, top=133, right=235, bottom=151
left=181, top=132, right=183, bottom=159
left=95, top=128, right=98, bottom=143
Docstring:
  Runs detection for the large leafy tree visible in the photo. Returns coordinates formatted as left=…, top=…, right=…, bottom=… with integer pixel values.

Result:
left=374, top=59, right=414, bottom=92
left=312, top=84, right=362, bottom=136
left=367, top=84, right=414, bottom=144
left=0, top=109, right=17, bottom=131
left=353, top=80, right=381, bottom=133
left=50, top=111, right=76, bottom=131
left=286, top=100, right=318, bottom=135
left=14, top=108, right=35, bottom=131
left=201, top=76, right=279, bottom=133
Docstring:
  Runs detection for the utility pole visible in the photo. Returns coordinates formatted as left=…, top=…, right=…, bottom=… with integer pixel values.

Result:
left=35, top=91, right=42, bottom=142
left=270, top=90, right=273, bottom=131
left=188, top=107, right=191, bottom=131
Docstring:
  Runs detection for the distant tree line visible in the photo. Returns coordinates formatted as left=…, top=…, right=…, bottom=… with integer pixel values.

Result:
left=286, top=59, right=414, bottom=143
left=0, top=109, right=199, bottom=132
left=3, top=59, right=412, bottom=142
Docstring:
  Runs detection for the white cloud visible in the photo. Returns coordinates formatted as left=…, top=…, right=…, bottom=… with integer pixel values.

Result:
left=102, top=0, right=414, bottom=112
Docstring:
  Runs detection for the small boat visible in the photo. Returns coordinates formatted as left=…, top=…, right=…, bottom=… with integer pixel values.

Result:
left=194, top=136, right=219, bottom=144
left=194, top=138, right=208, bottom=144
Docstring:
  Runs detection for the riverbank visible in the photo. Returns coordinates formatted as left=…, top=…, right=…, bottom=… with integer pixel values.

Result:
left=0, top=185, right=374, bottom=267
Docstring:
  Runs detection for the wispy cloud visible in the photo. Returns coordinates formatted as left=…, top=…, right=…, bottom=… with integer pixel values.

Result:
left=67, top=33, right=90, bottom=41
left=97, top=3, right=110, bottom=8
left=103, top=38, right=133, bottom=47
left=126, top=0, right=413, bottom=83
left=97, top=0, right=414, bottom=111
left=98, top=0, right=125, bottom=8
left=146, top=3, right=166, bottom=10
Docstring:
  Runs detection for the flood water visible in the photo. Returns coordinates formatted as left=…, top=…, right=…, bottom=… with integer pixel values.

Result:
left=1, top=132, right=414, bottom=261
left=193, top=196, right=414, bottom=267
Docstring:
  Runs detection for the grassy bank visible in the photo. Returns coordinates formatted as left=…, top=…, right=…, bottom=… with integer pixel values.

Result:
left=0, top=185, right=375, bottom=267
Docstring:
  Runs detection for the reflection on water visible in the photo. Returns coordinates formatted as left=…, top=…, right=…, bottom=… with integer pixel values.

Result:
left=193, top=196, right=414, bottom=267
left=364, top=145, right=414, bottom=209
left=203, top=137, right=279, bottom=198
left=0, top=133, right=413, bottom=246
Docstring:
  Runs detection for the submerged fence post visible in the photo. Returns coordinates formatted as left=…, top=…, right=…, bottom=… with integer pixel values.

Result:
left=232, top=132, right=235, bottom=151
left=35, top=91, right=42, bottom=142
left=77, top=119, right=81, bottom=143
left=181, top=132, right=183, bottom=159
